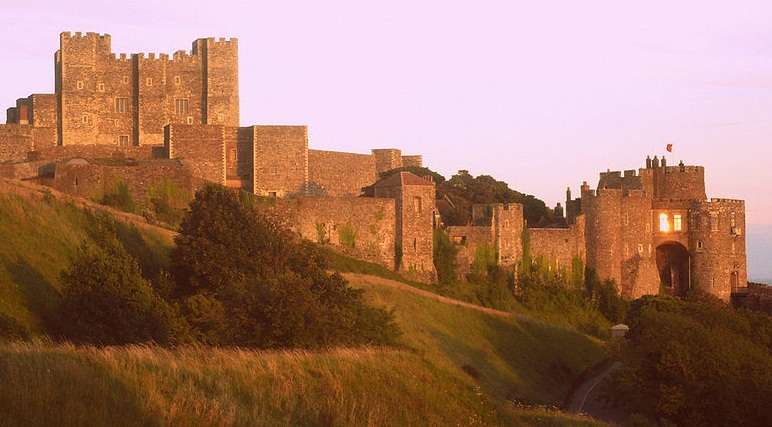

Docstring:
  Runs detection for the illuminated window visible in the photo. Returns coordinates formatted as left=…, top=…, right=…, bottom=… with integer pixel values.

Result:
left=674, top=214, right=682, bottom=231
left=659, top=213, right=669, bottom=232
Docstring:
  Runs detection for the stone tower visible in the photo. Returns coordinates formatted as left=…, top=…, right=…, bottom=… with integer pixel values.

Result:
left=373, top=171, right=437, bottom=282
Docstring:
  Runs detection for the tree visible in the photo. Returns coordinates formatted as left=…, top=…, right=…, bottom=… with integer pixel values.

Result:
left=58, top=231, right=188, bottom=346
left=433, top=229, right=458, bottom=284
left=170, top=184, right=400, bottom=348
left=608, top=294, right=772, bottom=426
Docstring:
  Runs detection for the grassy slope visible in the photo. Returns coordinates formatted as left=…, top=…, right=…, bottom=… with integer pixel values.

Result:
left=0, top=192, right=172, bottom=334
left=0, top=189, right=605, bottom=426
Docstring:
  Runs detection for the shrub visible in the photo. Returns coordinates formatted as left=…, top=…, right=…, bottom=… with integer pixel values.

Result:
left=432, top=229, right=458, bottom=284
left=100, top=180, right=135, bottom=213
left=608, top=294, right=772, bottom=426
left=58, top=231, right=188, bottom=346
left=148, top=178, right=187, bottom=226
left=170, top=184, right=400, bottom=348
left=584, top=268, right=627, bottom=323
left=338, top=223, right=357, bottom=249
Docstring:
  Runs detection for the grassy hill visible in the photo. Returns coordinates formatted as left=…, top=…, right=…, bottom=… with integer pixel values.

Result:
left=0, top=185, right=606, bottom=426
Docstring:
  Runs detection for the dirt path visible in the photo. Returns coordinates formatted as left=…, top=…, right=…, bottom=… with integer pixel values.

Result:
left=565, top=360, right=621, bottom=413
left=341, top=273, right=512, bottom=318
left=0, top=177, right=178, bottom=242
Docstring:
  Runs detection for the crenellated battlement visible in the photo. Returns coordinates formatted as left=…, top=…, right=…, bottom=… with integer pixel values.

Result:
left=60, top=31, right=111, bottom=40
left=709, top=198, right=745, bottom=205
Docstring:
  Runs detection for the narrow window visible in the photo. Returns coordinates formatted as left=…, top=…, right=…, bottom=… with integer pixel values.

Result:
left=413, top=238, right=417, bottom=251
left=413, top=196, right=422, bottom=214
left=659, top=213, right=669, bottom=232
left=118, top=135, right=129, bottom=146
left=76, top=80, right=84, bottom=90
left=174, top=76, right=181, bottom=85
left=115, top=98, right=128, bottom=113
left=81, top=115, right=90, bottom=124
left=175, top=98, right=189, bottom=115
left=674, top=214, right=682, bottom=231
left=97, top=83, right=105, bottom=92
left=710, top=213, right=719, bottom=232
left=186, top=116, right=194, bottom=125
left=624, top=212, right=629, bottom=226
left=146, top=78, right=153, bottom=86
left=697, top=240, right=704, bottom=251
left=730, top=212, right=736, bottom=228
left=637, top=244, right=644, bottom=254
left=122, top=76, right=129, bottom=84
left=268, top=191, right=277, bottom=198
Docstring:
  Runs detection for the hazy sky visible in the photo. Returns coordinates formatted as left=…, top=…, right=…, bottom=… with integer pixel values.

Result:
left=2, top=1, right=772, bottom=225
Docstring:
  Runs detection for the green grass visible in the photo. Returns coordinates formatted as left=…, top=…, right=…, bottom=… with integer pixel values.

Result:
left=0, top=189, right=607, bottom=426
left=0, top=192, right=173, bottom=335
left=322, top=245, right=522, bottom=311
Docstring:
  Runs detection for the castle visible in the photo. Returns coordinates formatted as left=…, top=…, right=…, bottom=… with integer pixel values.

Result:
left=0, top=32, right=748, bottom=299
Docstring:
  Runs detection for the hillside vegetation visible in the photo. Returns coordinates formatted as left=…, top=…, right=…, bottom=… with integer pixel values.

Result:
left=0, top=185, right=606, bottom=426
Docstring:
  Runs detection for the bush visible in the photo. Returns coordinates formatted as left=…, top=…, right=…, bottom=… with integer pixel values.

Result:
left=608, top=294, right=772, bottom=426
left=517, top=263, right=610, bottom=338
left=58, top=230, right=189, bottom=346
left=100, top=180, right=135, bottom=213
left=432, top=229, right=458, bottom=284
left=148, top=178, right=188, bottom=226
left=169, top=184, right=400, bottom=348
left=584, top=268, right=627, bottom=323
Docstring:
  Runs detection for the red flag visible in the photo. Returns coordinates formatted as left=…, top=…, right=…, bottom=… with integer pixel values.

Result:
left=666, top=144, right=673, bottom=152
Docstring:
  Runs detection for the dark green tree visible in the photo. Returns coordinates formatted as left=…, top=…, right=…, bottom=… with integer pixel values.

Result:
left=170, top=184, right=401, bottom=348
left=58, top=233, right=189, bottom=346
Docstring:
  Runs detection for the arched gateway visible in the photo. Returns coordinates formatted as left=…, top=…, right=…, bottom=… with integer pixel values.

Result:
left=656, top=242, right=690, bottom=297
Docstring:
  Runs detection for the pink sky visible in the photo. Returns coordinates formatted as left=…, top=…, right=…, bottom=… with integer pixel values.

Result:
left=2, top=1, right=772, bottom=227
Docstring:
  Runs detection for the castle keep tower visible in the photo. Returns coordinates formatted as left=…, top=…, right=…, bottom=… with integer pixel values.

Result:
left=55, top=32, right=238, bottom=146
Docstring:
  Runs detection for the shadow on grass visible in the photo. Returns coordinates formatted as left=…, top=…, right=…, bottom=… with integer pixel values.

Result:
left=7, top=257, right=61, bottom=332
left=0, top=346, right=159, bottom=427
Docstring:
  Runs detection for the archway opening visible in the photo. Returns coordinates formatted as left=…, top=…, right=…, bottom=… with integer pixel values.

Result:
left=656, top=242, right=690, bottom=297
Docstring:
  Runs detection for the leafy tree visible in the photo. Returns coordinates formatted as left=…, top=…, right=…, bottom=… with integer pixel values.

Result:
left=584, top=268, right=627, bottom=323
left=433, top=229, right=458, bottom=284
left=609, top=294, right=772, bottom=426
left=58, top=231, right=189, bottom=346
left=170, top=184, right=401, bottom=348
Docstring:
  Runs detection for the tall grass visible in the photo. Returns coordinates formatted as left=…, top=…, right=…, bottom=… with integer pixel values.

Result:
left=0, top=193, right=172, bottom=335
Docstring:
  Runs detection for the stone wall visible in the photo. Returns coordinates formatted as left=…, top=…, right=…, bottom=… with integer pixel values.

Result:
left=51, top=158, right=199, bottom=207
left=689, top=198, right=747, bottom=301
left=372, top=149, right=402, bottom=175
left=653, top=165, right=706, bottom=200
left=165, top=124, right=225, bottom=185
left=374, top=172, right=436, bottom=282
left=253, top=125, right=308, bottom=197
left=401, top=155, right=422, bottom=168
left=269, top=196, right=396, bottom=268
left=528, top=215, right=586, bottom=283
left=308, top=149, right=376, bottom=196
left=447, top=225, right=495, bottom=279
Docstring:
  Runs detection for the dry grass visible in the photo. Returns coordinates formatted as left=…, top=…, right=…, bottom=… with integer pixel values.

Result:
left=0, top=342, right=504, bottom=427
